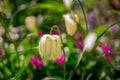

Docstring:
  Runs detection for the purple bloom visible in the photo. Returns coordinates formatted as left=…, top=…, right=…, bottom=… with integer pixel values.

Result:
left=100, top=43, right=113, bottom=62
left=38, top=30, right=43, bottom=38
left=52, top=30, right=59, bottom=35
left=87, top=13, right=96, bottom=30
left=0, top=50, right=4, bottom=56
left=30, top=54, right=42, bottom=69
left=56, top=54, right=64, bottom=65
left=75, top=41, right=83, bottom=51
left=110, top=25, right=117, bottom=33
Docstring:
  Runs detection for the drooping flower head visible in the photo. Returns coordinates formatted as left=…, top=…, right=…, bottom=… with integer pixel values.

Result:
left=30, top=54, right=42, bottom=69
left=56, top=54, right=64, bottom=65
left=63, top=13, right=77, bottom=36
left=39, top=34, right=62, bottom=62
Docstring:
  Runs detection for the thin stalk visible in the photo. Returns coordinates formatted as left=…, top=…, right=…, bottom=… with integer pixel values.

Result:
left=14, top=45, right=19, bottom=68
left=81, top=68, right=85, bottom=80
left=96, top=21, right=119, bottom=41
left=50, top=25, right=66, bottom=80
left=68, top=49, right=86, bottom=80
left=77, top=0, right=88, bottom=34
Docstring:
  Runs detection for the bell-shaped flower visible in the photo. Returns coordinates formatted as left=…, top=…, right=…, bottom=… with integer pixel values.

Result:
left=84, top=32, right=97, bottom=51
left=63, top=13, right=77, bottom=36
left=39, top=34, right=62, bottom=62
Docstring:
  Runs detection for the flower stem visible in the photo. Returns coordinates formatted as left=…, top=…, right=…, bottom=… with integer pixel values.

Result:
left=50, top=25, right=66, bottom=80
left=77, top=0, right=88, bottom=34
left=14, top=44, right=19, bottom=68
left=68, top=49, right=86, bottom=80
left=96, top=21, right=119, bottom=41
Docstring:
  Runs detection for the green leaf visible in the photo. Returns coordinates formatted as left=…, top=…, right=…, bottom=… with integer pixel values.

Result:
left=93, top=25, right=108, bottom=36
left=30, top=1, right=66, bottom=13
left=0, top=62, right=3, bottom=68
left=3, top=0, right=9, bottom=14
left=95, top=21, right=119, bottom=41
left=15, top=55, right=30, bottom=80
left=66, top=37, right=74, bottom=53
left=4, top=67, right=12, bottom=77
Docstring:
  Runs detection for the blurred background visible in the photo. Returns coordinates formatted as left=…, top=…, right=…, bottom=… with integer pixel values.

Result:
left=0, top=0, right=120, bottom=80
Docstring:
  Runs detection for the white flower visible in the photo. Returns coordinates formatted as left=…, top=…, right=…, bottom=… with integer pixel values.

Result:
left=25, top=16, right=36, bottom=31
left=84, top=32, right=97, bottom=51
left=63, top=0, right=73, bottom=10
left=63, top=13, right=77, bottom=36
left=39, top=34, right=62, bottom=61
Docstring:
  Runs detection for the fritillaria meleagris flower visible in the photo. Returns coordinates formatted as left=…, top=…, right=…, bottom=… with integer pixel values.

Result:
left=63, top=13, right=77, bottom=36
left=39, top=34, right=62, bottom=62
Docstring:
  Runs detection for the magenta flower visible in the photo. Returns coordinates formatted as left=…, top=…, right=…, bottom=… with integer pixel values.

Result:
left=52, top=30, right=59, bottom=35
left=38, top=30, right=43, bottom=38
left=74, top=33, right=84, bottom=51
left=30, top=54, right=42, bottom=69
left=0, top=50, right=4, bottom=56
left=56, top=54, right=64, bottom=65
left=100, top=43, right=113, bottom=62
left=75, top=41, right=83, bottom=51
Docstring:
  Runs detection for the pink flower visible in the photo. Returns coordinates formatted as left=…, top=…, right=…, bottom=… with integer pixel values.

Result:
left=0, top=50, right=4, bottom=56
left=56, top=54, right=64, bottom=65
left=75, top=41, right=83, bottom=51
left=74, top=33, right=84, bottom=51
left=30, top=54, right=42, bottom=69
left=100, top=43, right=113, bottom=62
left=38, top=30, right=43, bottom=38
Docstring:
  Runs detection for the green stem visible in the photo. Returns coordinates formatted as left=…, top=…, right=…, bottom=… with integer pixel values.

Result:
left=96, top=21, right=119, bottom=41
left=81, top=68, right=85, bottom=80
left=77, top=0, right=88, bottom=34
left=68, top=49, right=86, bottom=80
left=14, top=45, right=19, bottom=68
left=50, top=25, right=66, bottom=80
